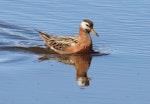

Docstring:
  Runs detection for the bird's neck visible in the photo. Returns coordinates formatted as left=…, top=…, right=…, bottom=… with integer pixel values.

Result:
left=78, top=27, right=92, bottom=47
left=79, top=27, right=91, bottom=39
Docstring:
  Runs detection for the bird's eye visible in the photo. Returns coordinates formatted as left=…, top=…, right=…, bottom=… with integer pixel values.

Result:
left=86, top=24, right=89, bottom=27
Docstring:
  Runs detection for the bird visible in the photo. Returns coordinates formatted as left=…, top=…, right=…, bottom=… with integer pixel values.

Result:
left=37, top=19, right=99, bottom=54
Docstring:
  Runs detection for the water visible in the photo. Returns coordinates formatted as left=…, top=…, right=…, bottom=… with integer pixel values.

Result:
left=0, top=0, right=150, bottom=104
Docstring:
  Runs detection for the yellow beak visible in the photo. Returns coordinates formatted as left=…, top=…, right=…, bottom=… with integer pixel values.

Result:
left=91, top=28, right=99, bottom=37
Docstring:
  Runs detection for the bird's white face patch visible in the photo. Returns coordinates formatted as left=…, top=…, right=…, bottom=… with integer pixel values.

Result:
left=80, top=21, right=90, bottom=30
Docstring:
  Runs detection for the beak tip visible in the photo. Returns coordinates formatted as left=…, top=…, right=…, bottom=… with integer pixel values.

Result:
left=96, top=33, right=99, bottom=37
left=91, top=29, right=99, bottom=37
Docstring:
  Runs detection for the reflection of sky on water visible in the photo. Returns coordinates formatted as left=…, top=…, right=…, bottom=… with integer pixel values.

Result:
left=0, top=0, right=150, bottom=104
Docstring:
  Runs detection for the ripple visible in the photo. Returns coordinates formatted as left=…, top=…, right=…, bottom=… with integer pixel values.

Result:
left=0, top=50, right=29, bottom=64
left=0, top=21, right=43, bottom=48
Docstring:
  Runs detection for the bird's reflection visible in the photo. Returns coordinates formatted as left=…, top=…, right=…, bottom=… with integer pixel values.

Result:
left=0, top=46, right=109, bottom=87
left=39, top=54, right=92, bottom=86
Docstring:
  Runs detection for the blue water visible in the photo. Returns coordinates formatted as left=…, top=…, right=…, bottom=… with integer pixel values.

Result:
left=0, top=0, right=150, bottom=104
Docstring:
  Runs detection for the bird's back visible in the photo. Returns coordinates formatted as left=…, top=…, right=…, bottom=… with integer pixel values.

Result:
left=37, top=31, right=79, bottom=51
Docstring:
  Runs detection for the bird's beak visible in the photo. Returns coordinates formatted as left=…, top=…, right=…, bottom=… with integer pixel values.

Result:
left=91, top=28, right=99, bottom=37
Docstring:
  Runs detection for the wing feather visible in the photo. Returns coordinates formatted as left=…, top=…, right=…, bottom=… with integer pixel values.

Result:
left=38, top=31, right=79, bottom=51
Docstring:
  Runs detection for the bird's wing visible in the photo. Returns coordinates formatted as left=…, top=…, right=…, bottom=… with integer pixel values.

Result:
left=37, top=31, right=79, bottom=51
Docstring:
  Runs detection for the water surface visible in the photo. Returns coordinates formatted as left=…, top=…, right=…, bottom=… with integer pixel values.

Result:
left=0, top=0, right=150, bottom=104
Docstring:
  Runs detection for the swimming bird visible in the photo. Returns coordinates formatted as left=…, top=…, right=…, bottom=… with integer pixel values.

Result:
left=37, top=19, right=99, bottom=54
